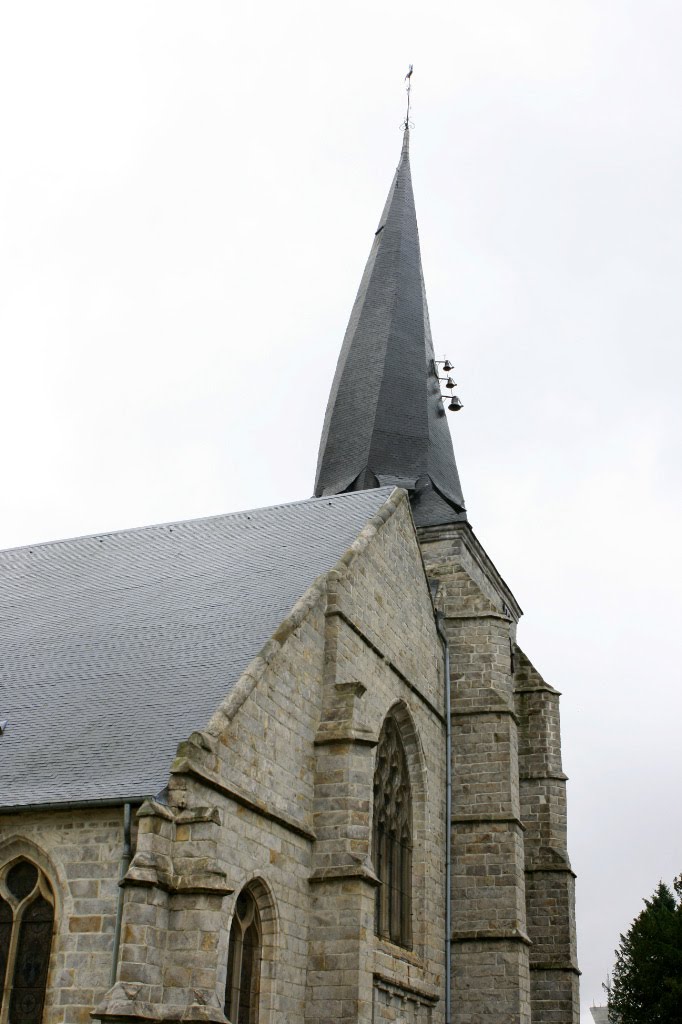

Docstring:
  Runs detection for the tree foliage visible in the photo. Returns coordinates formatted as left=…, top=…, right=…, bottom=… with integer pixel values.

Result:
left=606, top=875, right=682, bottom=1023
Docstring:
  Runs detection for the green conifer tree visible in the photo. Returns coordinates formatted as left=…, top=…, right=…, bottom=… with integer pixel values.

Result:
left=607, top=876, right=682, bottom=1023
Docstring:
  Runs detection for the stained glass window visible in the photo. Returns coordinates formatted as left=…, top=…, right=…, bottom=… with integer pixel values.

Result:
left=224, top=887, right=261, bottom=1024
left=0, top=897, right=12, bottom=1010
left=373, top=714, right=413, bottom=948
left=6, top=864, right=38, bottom=903
left=0, top=858, right=55, bottom=1023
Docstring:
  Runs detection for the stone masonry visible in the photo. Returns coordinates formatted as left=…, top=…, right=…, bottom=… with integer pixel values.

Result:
left=0, top=489, right=578, bottom=1023
left=419, top=519, right=579, bottom=1024
left=0, top=810, right=127, bottom=1024
left=514, top=648, right=580, bottom=1023
left=84, top=489, right=447, bottom=1024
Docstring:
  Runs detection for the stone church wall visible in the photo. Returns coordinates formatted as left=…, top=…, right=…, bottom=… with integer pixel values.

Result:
left=0, top=807, right=126, bottom=1024
left=1, top=491, right=578, bottom=1024
left=104, top=590, right=329, bottom=1021
left=94, top=490, right=448, bottom=1024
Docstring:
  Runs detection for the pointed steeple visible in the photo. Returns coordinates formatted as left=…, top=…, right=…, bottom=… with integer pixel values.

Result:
left=314, top=129, right=467, bottom=527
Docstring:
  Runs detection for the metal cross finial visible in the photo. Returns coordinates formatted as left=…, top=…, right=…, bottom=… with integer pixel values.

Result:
left=403, top=64, right=414, bottom=131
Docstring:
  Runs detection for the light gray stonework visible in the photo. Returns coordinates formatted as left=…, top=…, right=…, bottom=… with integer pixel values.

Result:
left=87, top=488, right=446, bottom=1024
left=0, top=489, right=578, bottom=1023
left=419, top=520, right=579, bottom=1024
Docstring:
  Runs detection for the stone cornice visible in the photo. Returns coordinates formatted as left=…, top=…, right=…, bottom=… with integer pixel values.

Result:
left=417, top=521, right=523, bottom=621
left=519, top=772, right=569, bottom=782
left=452, top=928, right=531, bottom=946
left=92, top=983, right=228, bottom=1023
left=447, top=611, right=512, bottom=622
left=124, top=873, right=233, bottom=897
left=452, top=814, right=526, bottom=832
left=313, top=731, right=378, bottom=747
left=453, top=706, right=519, bottom=725
left=373, top=971, right=438, bottom=1004
left=529, top=962, right=581, bottom=975
left=325, top=607, right=445, bottom=725
left=513, top=645, right=561, bottom=694
left=309, top=863, right=380, bottom=886
left=525, top=863, right=577, bottom=878
left=171, top=759, right=315, bottom=842
left=92, top=1008, right=227, bottom=1023
left=514, top=684, right=562, bottom=697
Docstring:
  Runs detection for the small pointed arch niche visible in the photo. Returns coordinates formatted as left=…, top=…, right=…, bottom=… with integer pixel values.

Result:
left=224, top=877, right=277, bottom=1024
left=0, top=856, right=56, bottom=1024
left=372, top=704, right=418, bottom=949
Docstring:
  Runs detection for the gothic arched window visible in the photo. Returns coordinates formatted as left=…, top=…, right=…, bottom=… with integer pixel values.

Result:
left=0, top=858, right=55, bottom=1024
left=373, top=713, right=412, bottom=948
left=224, top=887, right=262, bottom=1024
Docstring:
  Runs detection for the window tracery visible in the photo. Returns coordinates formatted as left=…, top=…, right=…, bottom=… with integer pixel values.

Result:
left=373, top=713, right=412, bottom=948
left=224, top=887, right=262, bottom=1024
left=0, top=858, right=55, bottom=1024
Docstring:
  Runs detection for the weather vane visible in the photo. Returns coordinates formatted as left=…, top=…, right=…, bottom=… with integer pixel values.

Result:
left=403, top=64, right=414, bottom=131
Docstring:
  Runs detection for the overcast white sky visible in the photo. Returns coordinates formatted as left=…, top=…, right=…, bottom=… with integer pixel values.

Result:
left=2, top=2, right=681, bottom=1019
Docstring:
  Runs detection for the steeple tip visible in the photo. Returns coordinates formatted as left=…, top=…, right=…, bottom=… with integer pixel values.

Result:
left=402, top=64, right=414, bottom=137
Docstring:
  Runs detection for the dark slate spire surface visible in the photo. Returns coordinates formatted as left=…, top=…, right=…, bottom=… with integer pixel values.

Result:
left=314, top=130, right=466, bottom=527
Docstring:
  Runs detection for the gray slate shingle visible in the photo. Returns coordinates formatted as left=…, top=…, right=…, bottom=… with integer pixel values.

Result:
left=313, top=130, right=466, bottom=527
left=0, top=488, right=394, bottom=809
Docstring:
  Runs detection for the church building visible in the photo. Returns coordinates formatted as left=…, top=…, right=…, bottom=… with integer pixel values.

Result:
left=0, top=125, right=579, bottom=1024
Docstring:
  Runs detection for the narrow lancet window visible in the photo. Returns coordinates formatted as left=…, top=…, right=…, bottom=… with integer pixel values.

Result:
left=0, top=857, right=55, bottom=1023
left=0, top=897, right=12, bottom=1003
left=373, top=713, right=413, bottom=947
left=225, top=887, right=262, bottom=1024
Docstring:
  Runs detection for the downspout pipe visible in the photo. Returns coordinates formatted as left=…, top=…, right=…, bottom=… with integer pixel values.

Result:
left=110, top=802, right=133, bottom=986
left=436, top=610, right=453, bottom=1024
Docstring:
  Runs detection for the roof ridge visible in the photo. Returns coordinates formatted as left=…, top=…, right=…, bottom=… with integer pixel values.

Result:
left=0, top=487, right=397, bottom=559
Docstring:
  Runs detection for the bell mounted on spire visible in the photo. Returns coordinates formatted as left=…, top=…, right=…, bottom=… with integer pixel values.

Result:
left=435, top=359, right=464, bottom=413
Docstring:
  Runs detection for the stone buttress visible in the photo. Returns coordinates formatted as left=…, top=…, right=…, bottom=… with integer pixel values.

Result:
left=514, top=648, right=580, bottom=1023
left=419, top=523, right=531, bottom=1024
left=305, top=490, right=446, bottom=1024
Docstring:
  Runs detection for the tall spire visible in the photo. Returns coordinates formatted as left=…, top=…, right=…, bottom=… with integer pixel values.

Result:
left=313, top=127, right=467, bottom=528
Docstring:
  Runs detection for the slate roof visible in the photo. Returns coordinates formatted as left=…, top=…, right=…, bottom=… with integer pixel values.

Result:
left=314, top=130, right=467, bottom=528
left=0, top=488, right=395, bottom=810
